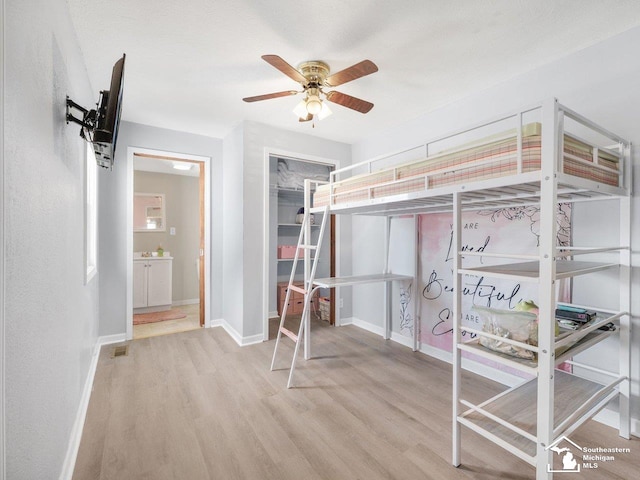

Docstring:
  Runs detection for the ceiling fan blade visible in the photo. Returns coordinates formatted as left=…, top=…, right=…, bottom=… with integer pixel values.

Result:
left=325, top=91, right=374, bottom=114
left=324, top=60, right=378, bottom=87
left=299, top=113, right=313, bottom=122
left=242, top=90, right=298, bottom=102
left=262, top=55, right=308, bottom=85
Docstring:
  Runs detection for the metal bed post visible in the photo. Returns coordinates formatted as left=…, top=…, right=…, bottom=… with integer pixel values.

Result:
left=384, top=216, right=392, bottom=340
left=452, top=191, right=462, bottom=467
left=618, top=142, right=632, bottom=439
left=535, top=97, right=560, bottom=480
left=413, top=214, right=419, bottom=352
left=304, top=179, right=312, bottom=360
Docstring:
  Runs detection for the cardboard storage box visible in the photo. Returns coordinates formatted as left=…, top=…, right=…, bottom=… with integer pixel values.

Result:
left=277, top=245, right=301, bottom=259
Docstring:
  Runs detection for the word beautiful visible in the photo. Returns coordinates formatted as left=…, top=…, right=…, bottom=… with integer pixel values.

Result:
left=423, top=232, right=523, bottom=337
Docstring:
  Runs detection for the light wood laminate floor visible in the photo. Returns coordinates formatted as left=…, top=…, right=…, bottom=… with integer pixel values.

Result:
left=74, top=318, right=639, bottom=479
left=133, top=303, right=200, bottom=339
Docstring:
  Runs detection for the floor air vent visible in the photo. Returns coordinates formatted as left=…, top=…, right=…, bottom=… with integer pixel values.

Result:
left=111, top=345, right=129, bottom=358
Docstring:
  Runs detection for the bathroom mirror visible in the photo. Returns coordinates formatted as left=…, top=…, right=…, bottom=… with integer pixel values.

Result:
left=134, top=193, right=166, bottom=232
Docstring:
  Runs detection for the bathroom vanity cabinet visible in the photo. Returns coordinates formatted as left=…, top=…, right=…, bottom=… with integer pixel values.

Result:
left=133, top=256, right=173, bottom=312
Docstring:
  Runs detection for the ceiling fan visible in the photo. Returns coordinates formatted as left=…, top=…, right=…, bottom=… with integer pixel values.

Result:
left=243, top=55, right=378, bottom=122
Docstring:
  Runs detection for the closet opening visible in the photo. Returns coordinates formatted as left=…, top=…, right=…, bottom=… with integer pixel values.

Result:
left=264, top=152, right=338, bottom=341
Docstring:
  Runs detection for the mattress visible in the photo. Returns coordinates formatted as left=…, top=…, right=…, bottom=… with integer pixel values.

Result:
left=313, top=123, right=620, bottom=208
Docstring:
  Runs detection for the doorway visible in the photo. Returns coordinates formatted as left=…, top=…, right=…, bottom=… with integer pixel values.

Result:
left=262, top=149, right=339, bottom=341
left=126, top=147, right=211, bottom=340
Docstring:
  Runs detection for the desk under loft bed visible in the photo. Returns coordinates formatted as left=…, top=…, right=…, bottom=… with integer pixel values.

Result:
left=271, top=98, right=631, bottom=480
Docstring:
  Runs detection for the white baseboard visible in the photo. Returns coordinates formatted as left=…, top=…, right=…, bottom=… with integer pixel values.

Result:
left=97, top=333, right=126, bottom=347
left=217, top=320, right=264, bottom=346
left=172, top=298, right=199, bottom=306
left=391, top=331, right=414, bottom=349
left=240, top=333, right=264, bottom=346
left=208, top=318, right=223, bottom=328
left=268, top=310, right=279, bottom=319
left=348, top=317, right=384, bottom=336
left=593, top=407, right=640, bottom=437
left=59, top=339, right=102, bottom=480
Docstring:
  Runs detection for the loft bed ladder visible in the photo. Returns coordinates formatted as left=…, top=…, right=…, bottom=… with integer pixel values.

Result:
left=270, top=196, right=330, bottom=388
left=271, top=179, right=417, bottom=388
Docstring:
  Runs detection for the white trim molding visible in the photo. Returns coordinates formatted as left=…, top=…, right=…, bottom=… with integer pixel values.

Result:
left=218, top=321, right=264, bottom=347
left=208, top=318, right=223, bottom=328
left=59, top=341, right=101, bottom=480
left=0, top=0, right=6, bottom=474
left=97, top=334, right=127, bottom=347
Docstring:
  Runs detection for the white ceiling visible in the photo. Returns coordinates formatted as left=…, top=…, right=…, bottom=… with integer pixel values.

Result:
left=134, top=156, right=200, bottom=177
left=67, top=0, right=640, bottom=145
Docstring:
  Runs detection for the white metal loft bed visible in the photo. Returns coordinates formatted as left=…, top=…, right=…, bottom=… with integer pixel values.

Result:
left=271, top=98, right=631, bottom=480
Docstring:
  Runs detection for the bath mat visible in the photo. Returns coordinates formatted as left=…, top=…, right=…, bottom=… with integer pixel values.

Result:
left=133, top=310, right=187, bottom=325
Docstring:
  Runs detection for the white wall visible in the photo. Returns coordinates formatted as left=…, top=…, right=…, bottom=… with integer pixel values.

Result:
left=222, top=121, right=351, bottom=341
left=4, top=0, right=100, bottom=477
left=222, top=123, right=245, bottom=336
left=99, top=121, right=223, bottom=335
left=352, top=26, right=640, bottom=428
left=0, top=0, right=6, bottom=475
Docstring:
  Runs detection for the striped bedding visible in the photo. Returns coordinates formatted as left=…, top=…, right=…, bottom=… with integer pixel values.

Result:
left=314, top=123, right=620, bottom=208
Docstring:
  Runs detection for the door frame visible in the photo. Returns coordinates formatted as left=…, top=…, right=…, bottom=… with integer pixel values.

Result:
left=126, top=146, right=211, bottom=340
left=262, top=147, right=340, bottom=341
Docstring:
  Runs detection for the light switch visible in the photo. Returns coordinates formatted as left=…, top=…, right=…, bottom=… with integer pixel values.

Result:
left=170, top=227, right=176, bottom=235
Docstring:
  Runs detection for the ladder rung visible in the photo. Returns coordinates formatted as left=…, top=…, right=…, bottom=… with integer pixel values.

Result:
left=280, top=327, right=298, bottom=342
left=298, top=244, right=317, bottom=250
left=288, top=285, right=307, bottom=295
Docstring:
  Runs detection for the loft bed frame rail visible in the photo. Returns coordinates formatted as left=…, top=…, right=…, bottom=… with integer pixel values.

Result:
left=310, top=99, right=630, bottom=217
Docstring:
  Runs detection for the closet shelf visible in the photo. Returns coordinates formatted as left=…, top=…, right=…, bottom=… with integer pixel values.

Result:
left=278, top=257, right=317, bottom=263
left=459, top=260, right=618, bottom=282
left=458, top=370, right=621, bottom=463
left=278, top=223, right=320, bottom=228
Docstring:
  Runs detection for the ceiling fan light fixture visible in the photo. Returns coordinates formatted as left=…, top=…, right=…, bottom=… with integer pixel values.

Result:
left=173, top=162, right=192, bottom=171
left=306, top=95, right=322, bottom=115
left=318, top=101, right=332, bottom=120
left=293, top=99, right=308, bottom=118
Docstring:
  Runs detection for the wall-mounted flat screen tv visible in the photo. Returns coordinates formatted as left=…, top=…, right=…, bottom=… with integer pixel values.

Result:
left=66, top=53, right=126, bottom=170
left=92, top=54, right=126, bottom=169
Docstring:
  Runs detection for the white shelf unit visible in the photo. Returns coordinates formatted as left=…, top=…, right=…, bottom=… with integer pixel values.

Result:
left=273, top=186, right=329, bottom=284
left=304, top=99, right=631, bottom=480
left=449, top=102, right=630, bottom=480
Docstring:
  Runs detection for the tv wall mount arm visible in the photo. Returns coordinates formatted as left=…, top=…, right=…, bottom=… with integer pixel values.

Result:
left=66, top=95, right=98, bottom=141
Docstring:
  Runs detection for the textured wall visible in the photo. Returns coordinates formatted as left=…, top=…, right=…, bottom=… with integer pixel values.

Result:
left=222, top=124, right=245, bottom=336
left=99, top=121, right=223, bottom=336
left=4, top=0, right=100, bottom=477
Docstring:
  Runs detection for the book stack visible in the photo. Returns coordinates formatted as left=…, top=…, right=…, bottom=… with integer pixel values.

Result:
left=556, top=305, right=615, bottom=332
left=556, top=305, right=597, bottom=324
